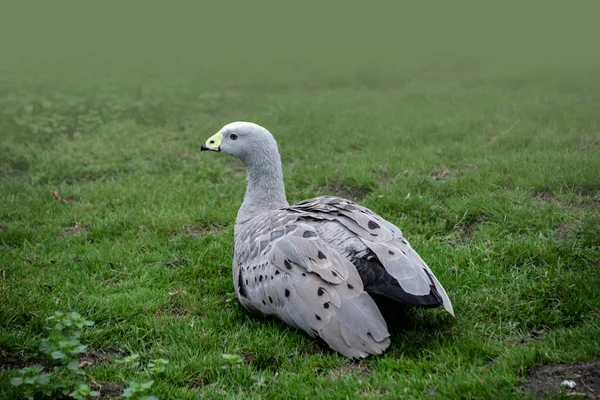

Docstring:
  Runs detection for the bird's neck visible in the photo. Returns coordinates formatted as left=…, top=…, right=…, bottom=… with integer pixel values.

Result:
left=236, top=146, right=289, bottom=227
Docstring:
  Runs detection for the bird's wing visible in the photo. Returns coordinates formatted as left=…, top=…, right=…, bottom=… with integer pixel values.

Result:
left=289, top=196, right=454, bottom=316
left=234, top=210, right=390, bottom=358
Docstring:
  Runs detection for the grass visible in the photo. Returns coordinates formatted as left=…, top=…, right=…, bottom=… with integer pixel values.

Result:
left=1, top=3, right=600, bottom=399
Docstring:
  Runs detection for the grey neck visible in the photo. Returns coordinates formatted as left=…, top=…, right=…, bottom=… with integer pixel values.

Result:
left=235, top=143, right=289, bottom=226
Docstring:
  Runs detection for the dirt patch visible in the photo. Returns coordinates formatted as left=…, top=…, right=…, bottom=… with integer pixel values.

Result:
left=168, top=289, right=188, bottom=297
left=506, top=330, right=547, bottom=347
left=445, top=213, right=482, bottom=245
left=0, top=224, right=7, bottom=232
left=153, top=307, right=189, bottom=318
left=580, top=138, right=600, bottom=152
left=359, top=388, right=389, bottom=398
left=78, top=350, right=121, bottom=367
left=327, top=363, right=371, bottom=379
left=179, top=223, right=226, bottom=238
left=430, top=164, right=475, bottom=181
left=520, top=362, right=600, bottom=399
left=571, top=184, right=600, bottom=197
left=53, top=191, right=77, bottom=204
left=3, top=155, right=30, bottom=178
left=0, top=349, right=119, bottom=371
left=0, top=350, right=49, bottom=371
left=574, top=200, right=600, bottom=215
left=373, top=164, right=406, bottom=187
left=429, top=167, right=453, bottom=181
left=534, top=189, right=599, bottom=214
left=57, top=223, right=88, bottom=237
left=90, top=380, right=126, bottom=399
left=554, top=224, right=574, bottom=240
left=243, top=353, right=256, bottom=364
left=533, top=189, right=557, bottom=205
left=455, top=218, right=481, bottom=244
left=187, top=374, right=208, bottom=389
left=163, top=256, right=188, bottom=267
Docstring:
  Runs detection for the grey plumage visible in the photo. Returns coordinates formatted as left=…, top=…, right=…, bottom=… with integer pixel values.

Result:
left=202, top=121, right=454, bottom=359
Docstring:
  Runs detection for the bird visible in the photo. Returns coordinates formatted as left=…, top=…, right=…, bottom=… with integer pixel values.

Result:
left=201, top=121, right=454, bottom=358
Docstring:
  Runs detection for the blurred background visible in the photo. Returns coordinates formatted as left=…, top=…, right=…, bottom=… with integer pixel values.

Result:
left=2, top=2, right=599, bottom=105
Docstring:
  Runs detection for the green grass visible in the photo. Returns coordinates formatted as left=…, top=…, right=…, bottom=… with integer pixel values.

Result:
left=1, top=3, right=600, bottom=399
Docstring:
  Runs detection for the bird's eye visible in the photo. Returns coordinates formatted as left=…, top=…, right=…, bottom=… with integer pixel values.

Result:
left=230, top=134, right=238, bottom=140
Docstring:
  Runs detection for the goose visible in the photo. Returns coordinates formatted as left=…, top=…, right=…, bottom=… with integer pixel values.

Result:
left=201, top=121, right=454, bottom=358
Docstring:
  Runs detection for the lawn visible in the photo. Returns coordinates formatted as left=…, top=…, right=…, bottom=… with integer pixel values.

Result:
left=1, top=3, right=599, bottom=399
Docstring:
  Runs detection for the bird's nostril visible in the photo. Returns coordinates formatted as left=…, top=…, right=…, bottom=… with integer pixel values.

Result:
left=209, top=140, right=214, bottom=144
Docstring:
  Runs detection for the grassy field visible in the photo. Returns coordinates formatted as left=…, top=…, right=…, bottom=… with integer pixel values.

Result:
left=1, top=3, right=600, bottom=399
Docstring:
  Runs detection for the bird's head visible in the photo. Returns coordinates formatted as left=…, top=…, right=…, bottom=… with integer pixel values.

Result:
left=201, top=121, right=277, bottom=165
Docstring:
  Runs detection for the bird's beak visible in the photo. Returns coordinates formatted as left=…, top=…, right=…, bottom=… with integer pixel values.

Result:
left=201, top=132, right=222, bottom=152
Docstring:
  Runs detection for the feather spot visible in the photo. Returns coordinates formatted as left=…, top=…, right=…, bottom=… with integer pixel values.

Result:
left=238, top=270, right=248, bottom=299
left=259, top=275, right=263, bottom=282
left=285, top=289, right=290, bottom=297
left=317, top=287, right=325, bottom=296
left=275, top=270, right=280, bottom=275
left=271, top=275, right=274, bottom=280
left=269, top=296, right=273, bottom=304
left=347, top=283, right=354, bottom=289
left=388, top=250, right=395, bottom=255
left=323, top=302, right=330, bottom=309
left=302, top=230, right=317, bottom=238
left=401, top=239, right=407, bottom=244
left=368, top=220, right=380, bottom=230
left=302, top=273, right=306, bottom=277
left=315, top=314, right=321, bottom=321
left=331, top=271, right=338, bottom=277
left=262, top=299, right=266, bottom=305
left=317, top=251, right=327, bottom=260
left=284, top=260, right=292, bottom=270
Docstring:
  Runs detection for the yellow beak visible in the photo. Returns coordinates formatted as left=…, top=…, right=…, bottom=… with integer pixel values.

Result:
left=201, top=132, right=222, bottom=152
